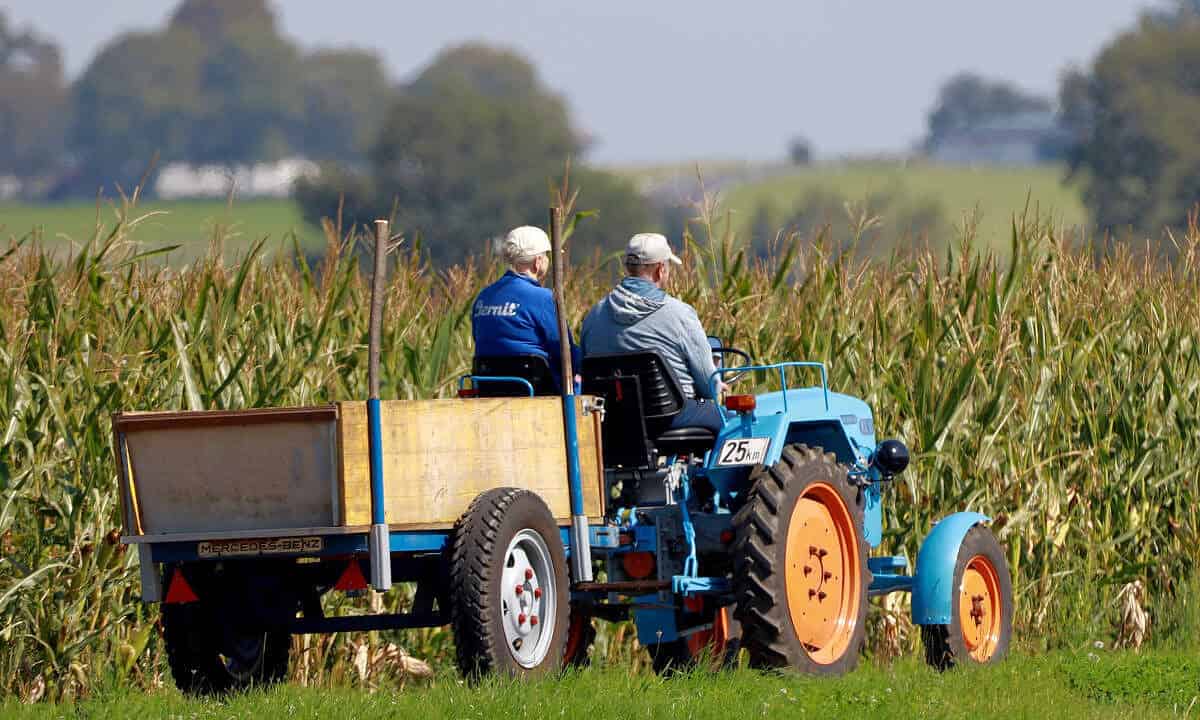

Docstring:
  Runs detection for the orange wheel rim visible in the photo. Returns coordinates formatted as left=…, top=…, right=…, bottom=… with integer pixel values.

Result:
left=959, top=555, right=1003, bottom=661
left=784, top=482, right=861, bottom=665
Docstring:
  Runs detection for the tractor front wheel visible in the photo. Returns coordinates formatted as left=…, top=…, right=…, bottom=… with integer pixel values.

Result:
left=920, top=525, right=1013, bottom=670
left=731, top=444, right=870, bottom=676
left=449, top=488, right=570, bottom=679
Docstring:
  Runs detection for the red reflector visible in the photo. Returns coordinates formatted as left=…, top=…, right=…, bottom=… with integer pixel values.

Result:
left=720, top=529, right=735, bottom=545
left=622, top=551, right=656, bottom=579
left=334, top=561, right=369, bottom=592
left=165, top=570, right=199, bottom=604
left=458, top=388, right=479, bottom=398
left=683, top=595, right=704, bottom=613
left=724, top=394, right=756, bottom=412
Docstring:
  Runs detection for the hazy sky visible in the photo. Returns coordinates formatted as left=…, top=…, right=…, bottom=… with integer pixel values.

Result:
left=4, top=0, right=1156, bottom=164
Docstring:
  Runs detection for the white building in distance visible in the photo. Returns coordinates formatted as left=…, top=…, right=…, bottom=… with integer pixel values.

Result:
left=156, top=157, right=318, bottom=200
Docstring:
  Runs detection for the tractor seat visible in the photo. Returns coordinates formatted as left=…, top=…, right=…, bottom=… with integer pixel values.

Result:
left=657, top=427, right=717, bottom=444
left=655, top=426, right=717, bottom=459
left=582, top=351, right=720, bottom=467
left=472, top=355, right=558, bottom=397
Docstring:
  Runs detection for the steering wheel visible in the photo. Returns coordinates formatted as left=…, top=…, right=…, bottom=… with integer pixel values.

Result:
left=711, top=346, right=754, bottom=386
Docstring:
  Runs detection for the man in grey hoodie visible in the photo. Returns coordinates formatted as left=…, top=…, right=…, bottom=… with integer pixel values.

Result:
left=580, top=233, right=726, bottom=434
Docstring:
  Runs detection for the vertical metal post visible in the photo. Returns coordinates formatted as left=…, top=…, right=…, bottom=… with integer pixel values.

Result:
left=549, top=207, right=593, bottom=583
left=367, top=219, right=392, bottom=591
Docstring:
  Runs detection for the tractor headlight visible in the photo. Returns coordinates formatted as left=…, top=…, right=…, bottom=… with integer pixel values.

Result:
left=873, top=439, right=910, bottom=480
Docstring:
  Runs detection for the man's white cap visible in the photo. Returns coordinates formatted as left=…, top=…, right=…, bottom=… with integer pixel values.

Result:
left=625, top=233, right=682, bottom=265
left=502, top=226, right=551, bottom=263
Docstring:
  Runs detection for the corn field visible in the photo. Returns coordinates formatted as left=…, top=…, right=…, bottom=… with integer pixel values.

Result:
left=1, top=198, right=1198, bottom=701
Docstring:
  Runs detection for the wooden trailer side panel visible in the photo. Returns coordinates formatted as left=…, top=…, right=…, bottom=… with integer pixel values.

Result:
left=338, top=397, right=604, bottom=528
left=117, top=408, right=340, bottom=535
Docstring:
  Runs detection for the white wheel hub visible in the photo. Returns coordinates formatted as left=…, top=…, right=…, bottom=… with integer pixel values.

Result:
left=500, top=529, right=556, bottom=668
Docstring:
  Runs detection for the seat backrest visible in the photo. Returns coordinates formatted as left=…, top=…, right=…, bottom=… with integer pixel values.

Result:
left=582, top=352, right=686, bottom=468
left=584, top=373, right=655, bottom=468
left=581, top=352, right=685, bottom=430
left=472, top=355, right=558, bottom=397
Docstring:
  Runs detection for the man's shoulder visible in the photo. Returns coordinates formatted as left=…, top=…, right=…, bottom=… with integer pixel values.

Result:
left=662, top=295, right=700, bottom=319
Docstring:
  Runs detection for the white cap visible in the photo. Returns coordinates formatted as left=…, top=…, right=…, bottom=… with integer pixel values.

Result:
left=502, top=226, right=551, bottom=263
left=625, top=233, right=682, bottom=266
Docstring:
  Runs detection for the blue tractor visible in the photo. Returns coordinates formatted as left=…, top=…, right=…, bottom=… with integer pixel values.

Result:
left=532, top=340, right=1015, bottom=674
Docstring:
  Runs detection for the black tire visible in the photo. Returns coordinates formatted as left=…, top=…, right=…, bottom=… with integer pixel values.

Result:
left=646, top=640, right=695, bottom=675
left=731, top=444, right=871, bottom=676
left=646, top=606, right=741, bottom=675
left=449, top=488, right=570, bottom=679
left=161, top=581, right=290, bottom=695
left=920, top=525, right=1013, bottom=670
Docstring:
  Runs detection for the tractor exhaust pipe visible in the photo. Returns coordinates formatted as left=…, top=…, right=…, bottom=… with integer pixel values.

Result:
left=549, top=207, right=593, bottom=583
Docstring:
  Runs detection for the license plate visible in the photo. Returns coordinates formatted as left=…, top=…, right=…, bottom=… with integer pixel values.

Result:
left=198, top=536, right=323, bottom=558
left=716, top=437, right=770, bottom=466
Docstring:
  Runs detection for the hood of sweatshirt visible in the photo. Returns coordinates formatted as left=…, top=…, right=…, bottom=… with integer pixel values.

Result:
left=600, top=277, right=667, bottom=326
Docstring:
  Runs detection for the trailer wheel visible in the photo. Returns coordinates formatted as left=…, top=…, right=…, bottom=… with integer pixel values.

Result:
left=731, top=444, right=870, bottom=676
left=161, top=587, right=290, bottom=695
left=920, top=525, right=1013, bottom=670
left=449, top=488, right=570, bottom=679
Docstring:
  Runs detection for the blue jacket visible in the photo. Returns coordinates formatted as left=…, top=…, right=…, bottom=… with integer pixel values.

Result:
left=472, top=271, right=581, bottom=391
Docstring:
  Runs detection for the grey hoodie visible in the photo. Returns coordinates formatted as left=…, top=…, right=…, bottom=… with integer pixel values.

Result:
left=580, top=277, right=718, bottom=399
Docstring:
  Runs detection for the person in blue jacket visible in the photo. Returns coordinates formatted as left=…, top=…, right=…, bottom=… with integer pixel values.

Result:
left=472, top=226, right=580, bottom=392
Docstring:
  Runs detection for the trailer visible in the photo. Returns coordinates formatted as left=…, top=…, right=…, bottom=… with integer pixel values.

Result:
left=116, top=214, right=1013, bottom=693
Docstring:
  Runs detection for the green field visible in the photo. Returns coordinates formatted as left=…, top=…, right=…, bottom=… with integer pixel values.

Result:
left=5, top=652, right=1197, bottom=719
left=716, top=163, right=1087, bottom=252
left=0, top=198, right=324, bottom=262
left=2, top=163, right=1086, bottom=264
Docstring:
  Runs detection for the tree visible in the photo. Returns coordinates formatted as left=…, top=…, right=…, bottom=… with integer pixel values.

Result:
left=63, top=0, right=389, bottom=197
left=168, top=0, right=277, bottom=35
left=297, top=50, right=393, bottom=163
left=67, top=30, right=208, bottom=195
left=1059, top=11, right=1200, bottom=236
left=924, top=72, right=1051, bottom=152
left=0, top=11, right=67, bottom=187
left=787, top=136, right=813, bottom=166
left=296, top=43, right=651, bottom=266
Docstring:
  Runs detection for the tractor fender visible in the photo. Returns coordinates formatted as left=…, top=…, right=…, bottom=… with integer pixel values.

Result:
left=911, top=512, right=990, bottom=625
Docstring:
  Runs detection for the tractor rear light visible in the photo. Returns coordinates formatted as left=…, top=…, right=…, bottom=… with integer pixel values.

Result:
left=618, top=532, right=634, bottom=546
left=621, top=551, right=656, bottom=579
left=457, top=388, right=479, bottom=399
left=719, top=529, right=735, bottom=545
left=724, top=395, right=756, bottom=413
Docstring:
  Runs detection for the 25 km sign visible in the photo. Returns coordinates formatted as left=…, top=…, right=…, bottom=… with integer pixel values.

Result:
left=716, top=437, right=770, bottom=466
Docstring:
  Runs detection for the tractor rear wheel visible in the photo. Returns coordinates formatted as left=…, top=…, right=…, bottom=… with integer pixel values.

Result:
left=920, top=525, right=1012, bottom=670
left=449, top=488, right=570, bottom=679
left=731, top=444, right=870, bottom=676
left=161, top=586, right=290, bottom=695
